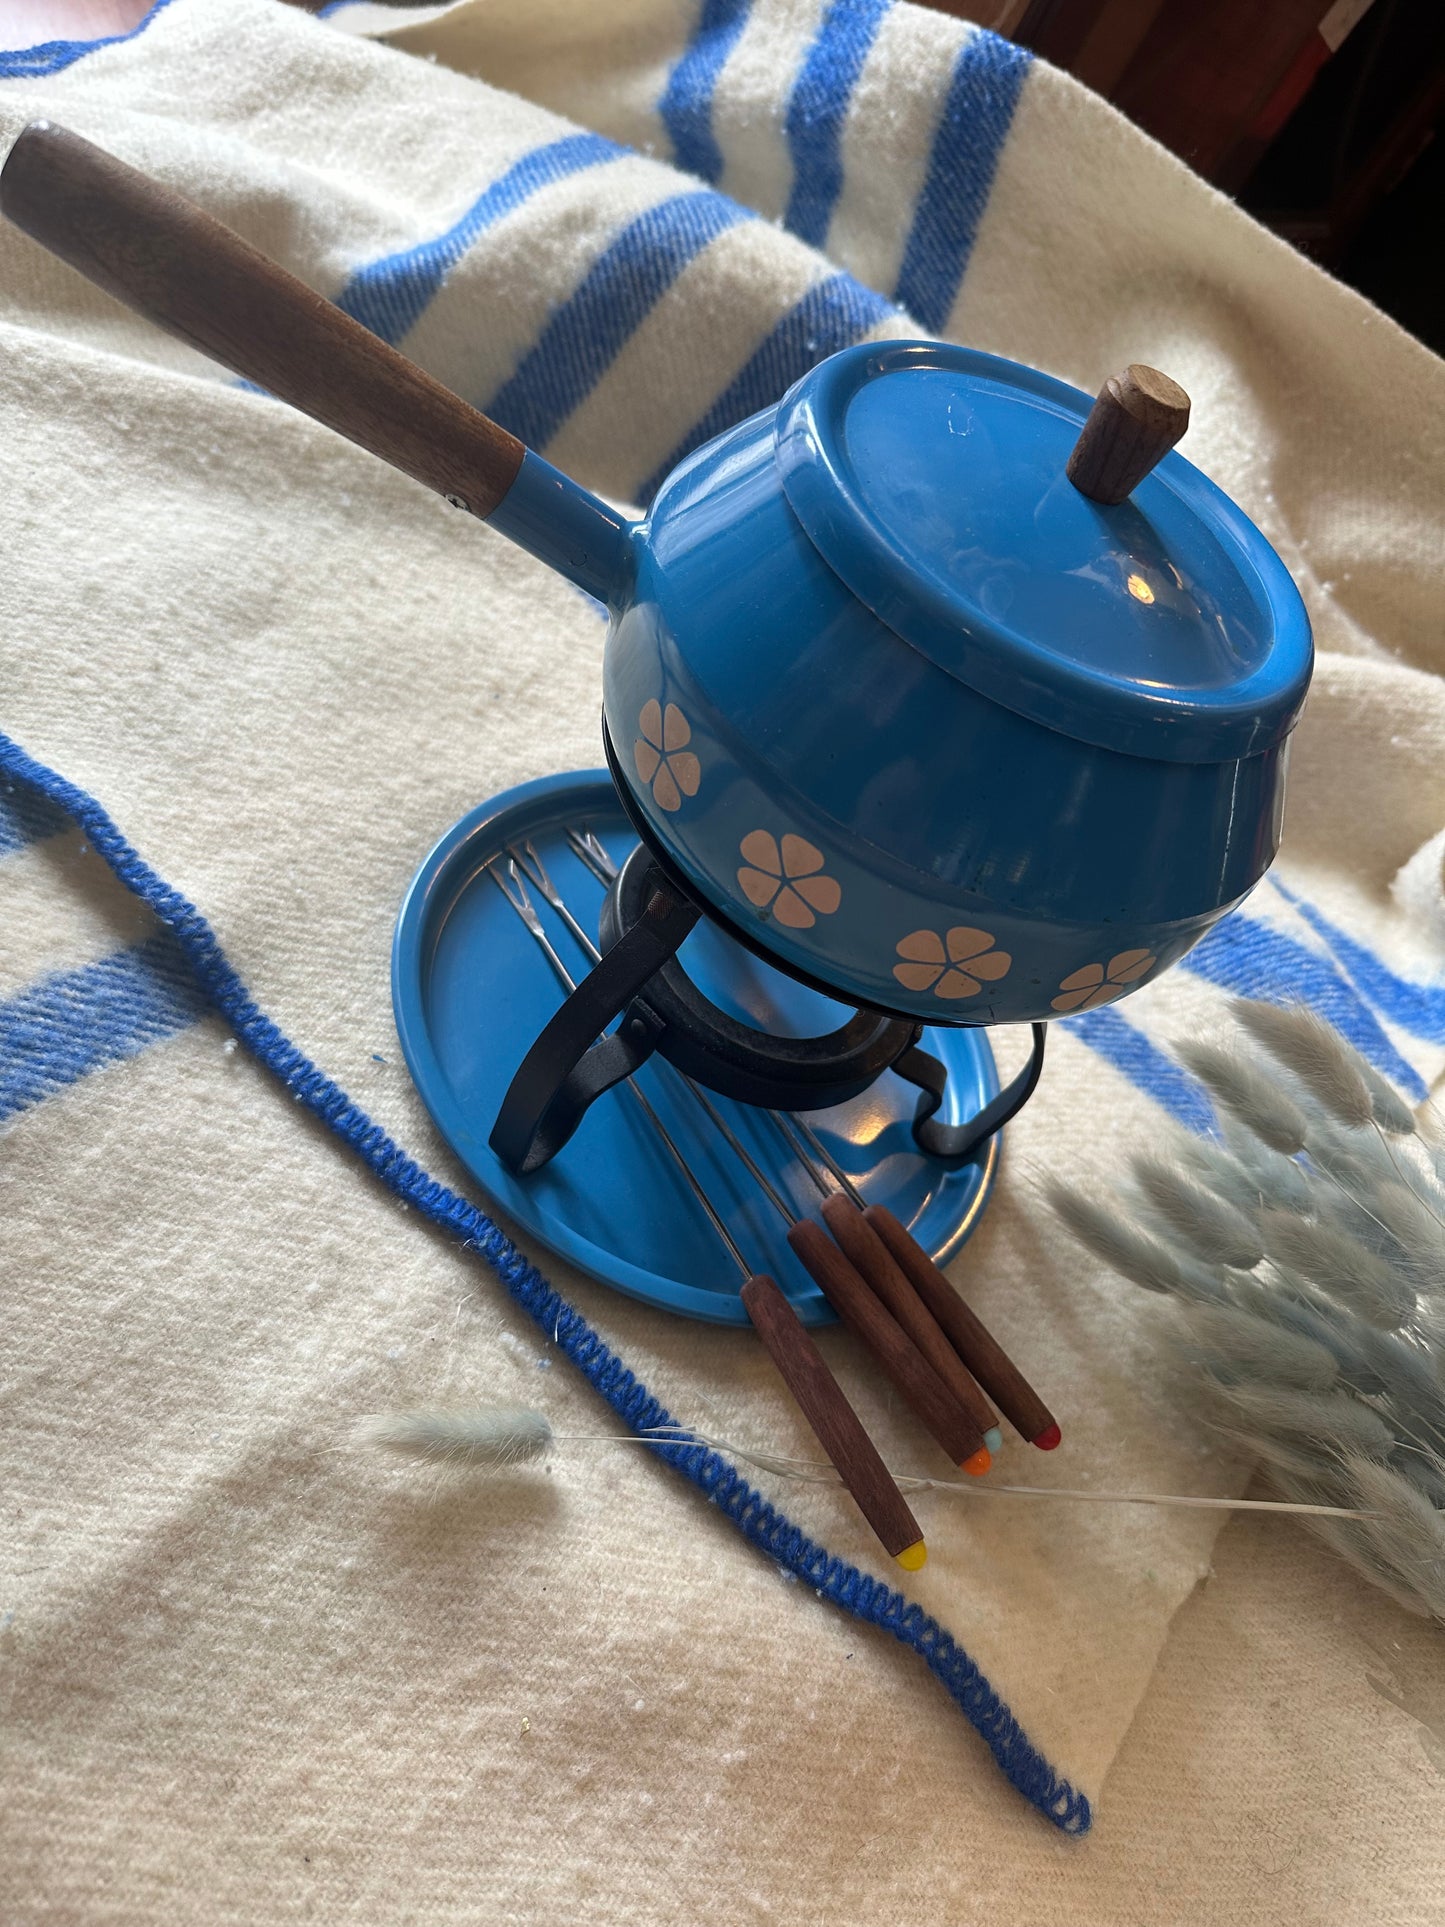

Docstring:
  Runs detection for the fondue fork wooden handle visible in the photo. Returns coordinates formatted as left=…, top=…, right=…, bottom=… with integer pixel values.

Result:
left=741, top=1274, right=927, bottom=1572
left=818, top=1195, right=1001, bottom=1453
left=1066, top=364, right=1190, bottom=506
left=863, top=1203, right=1061, bottom=1450
left=787, top=1218, right=991, bottom=1475
left=0, top=121, right=631, bottom=602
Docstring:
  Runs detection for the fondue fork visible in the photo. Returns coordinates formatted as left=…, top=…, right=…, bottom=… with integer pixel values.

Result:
left=487, top=859, right=928, bottom=1572
left=508, top=846, right=796, bottom=1228
left=510, top=845, right=993, bottom=1476
left=561, top=827, right=1058, bottom=1455
left=554, top=836, right=1017, bottom=1449
left=488, top=862, right=751, bottom=1275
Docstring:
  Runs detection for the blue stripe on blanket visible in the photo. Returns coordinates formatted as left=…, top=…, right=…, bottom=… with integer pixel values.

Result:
left=0, top=933, right=206, bottom=1122
left=1060, top=1007, right=1217, bottom=1134
left=0, top=732, right=1090, bottom=1836
left=1180, top=910, right=1426, bottom=1098
left=0, top=780, right=70, bottom=856
left=1270, top=881, right=1445, bottom=1046
left=0, top=0, right=175, bottom=78
left=658, top=0, right=753, bottom=184
left=336, top=134, right=624, bottom=347
left=636, top=269, right=899, bottom=500
left=484, top=192, right=756, bottom=453
left=894, top=31, right=1031, bottom=331
left=783, top=0, right=892, bottom=247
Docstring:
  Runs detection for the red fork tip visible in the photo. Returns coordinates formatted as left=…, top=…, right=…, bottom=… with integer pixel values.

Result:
left=1032, top=1422, right=1062, bottom=1451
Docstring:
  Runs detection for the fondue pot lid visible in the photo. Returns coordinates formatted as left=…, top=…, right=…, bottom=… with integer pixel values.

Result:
left=774, top=342, right=1312, bottom=764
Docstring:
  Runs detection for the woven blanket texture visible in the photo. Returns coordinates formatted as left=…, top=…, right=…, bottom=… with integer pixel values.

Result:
left=2, top=1, right=1444, bottom=1920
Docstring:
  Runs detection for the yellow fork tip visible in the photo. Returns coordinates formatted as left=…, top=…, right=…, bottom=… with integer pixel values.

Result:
left=895, top=1539, right=928, bottom=1572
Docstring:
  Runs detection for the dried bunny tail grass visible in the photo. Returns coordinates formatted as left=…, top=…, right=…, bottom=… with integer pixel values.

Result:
left=1359, top=1062, right=1419, bottom=1137
left=1174, top=1038, right=1308, bottom=1154
left=669, top=1430, right=1373, bottom=1520
left=356, top=1405, right=554, bottom=1467
left=1222, top=1278, right=1437, bottom=1443
left=1132, top=1157, right=1265, bottom=1270
left=1045, top=1182, right=1227, bottom=1301
left=1243, top=1430, right=1365, bottom=1508
left=1182, top=1302, right=1339, bottom=1393
left=1327, top=1457, right=1445, bottom=1619
left=353, top=1412, right=1378, bottom=1522
left=1239, top=1446, right=1439, bottom=1612
left=1306, top=1120, right=1399, bottom=1193
left=1230, top=998, right=1377, bottom=1130
left=1257, top=1288, right=1445, bottom=1448
left=1210, top=1383, right=1398, bottom=1462
left=1391, top=1447, right=1445, bottom=1512
left=1362, top=1180, right=1445, bottom=1296
left=1256, top=1209, right=1415, bottom=1329
left=1219, top=1119, right=1314, bottom=1214
left=1174, top=1133, right=1271, bottom=1216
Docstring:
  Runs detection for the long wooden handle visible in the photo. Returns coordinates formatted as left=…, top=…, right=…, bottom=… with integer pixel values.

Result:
left=741, top=1273, right=926, bottom=1570
left=818, top=1195, right=999, bottom=1444
left=787, top=1218, right=990, bottom=1474
left=863, top=1204, right=1061, bottom=1450
left=0, top=120, right=525, bottom=518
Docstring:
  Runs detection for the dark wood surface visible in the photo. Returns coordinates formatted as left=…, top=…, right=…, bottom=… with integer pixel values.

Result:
left=864, top=1204, right=1059, bottom=1448
left=818, top=1196, right=999, bottom=1441
left=0, top=121, right=526, bottom=519
left=741, top=1272, right=925, bottom=1566
left=787, top=1218, right=988, bottom=1472
left=1066, top=363, right=1190, bottom=506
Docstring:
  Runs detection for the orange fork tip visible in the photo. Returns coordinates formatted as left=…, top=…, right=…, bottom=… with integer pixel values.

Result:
left=959, top=1446, right=992, bottom=1478
left=895, top=1539, right=928, bottom=1572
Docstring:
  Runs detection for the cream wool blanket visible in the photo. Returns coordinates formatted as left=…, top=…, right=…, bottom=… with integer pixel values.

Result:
left=2, top=0, right=1444, bottom=1919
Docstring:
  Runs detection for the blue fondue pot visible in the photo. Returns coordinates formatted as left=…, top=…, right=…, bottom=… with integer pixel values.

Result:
left=587, top=341, right=1312, bottom=1026
left=0, top=126, right=1313, bottom=1175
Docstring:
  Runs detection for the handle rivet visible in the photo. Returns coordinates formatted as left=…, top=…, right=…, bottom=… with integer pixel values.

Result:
left=444, top=491, right=469, bottom=512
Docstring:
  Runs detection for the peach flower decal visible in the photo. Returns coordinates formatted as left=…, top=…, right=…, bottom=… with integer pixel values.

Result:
left=634, top=700, right=700, bottom=813
left=893, top=927, right=1011, bottom=1000
left=737, top=831, right=841, bottom=930
left=1051, top=947, right=1157, bottom=1013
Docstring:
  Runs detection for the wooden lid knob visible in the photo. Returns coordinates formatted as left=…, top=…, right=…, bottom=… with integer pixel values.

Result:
left=1066, top=364, right=1191, bottom=506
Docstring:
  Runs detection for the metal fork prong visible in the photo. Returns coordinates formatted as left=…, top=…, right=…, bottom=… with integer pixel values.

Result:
left=510, top=841, right=796, bottom=1227
left=489, top=860, right=574, bottom=993
left=566, top=824, right=618, bottom=886
left=514, top=839, right=602, bottom=964
left=489, top=858, right=751, bottom=1279
left=489, top=854, right=535, bottom=926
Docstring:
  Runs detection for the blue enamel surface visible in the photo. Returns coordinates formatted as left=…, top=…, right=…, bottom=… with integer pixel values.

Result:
left=775, top=343, right=1313, bottom=762
left=600, top=402, right=1288, bottom=1022
left=468, top=339, right=1309, bottom=1025
left=487, top=450, right=638, bottom=606
left=391, top=772, right=1001, bottom=1326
